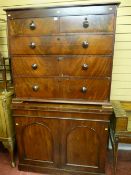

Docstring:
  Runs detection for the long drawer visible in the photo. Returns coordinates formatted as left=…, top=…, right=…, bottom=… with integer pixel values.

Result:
left=10, top=35, right=113, bottom=55
left=9, top=14, right=114, bottom=36
left=12, top=55, right=112, bottom=77
left=14, top=77, right=110, bottom=101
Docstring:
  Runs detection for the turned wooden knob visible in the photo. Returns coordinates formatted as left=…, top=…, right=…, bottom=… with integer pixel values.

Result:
left=32, top=85, right=39, bottom=91
left=32, top=64, right=38, bottom=70
left=82, top=64, right=89, bottom=70
left=30, top=42, right=36, bottom=49
left=82, top=41, right=89, bottom=48
left=30, top=21, right=36, bottom=30
left=81, top=87, right=87, bottom=93
left=83, top=18, right=89, bottom=28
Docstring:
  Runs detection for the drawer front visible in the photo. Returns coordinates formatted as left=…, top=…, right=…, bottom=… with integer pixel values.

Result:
left=9, top=14, right=114, bottom=36
left=11, top=35, right=113, bottom=55
left=59, top=55, right=112, bottom=77
left=60, top=78, right=110, bottom=101
left=14, top=78, right=110, bottom=101
left=12, top=56, right=112, bottom=77
left=9, top=17, right=59, bottom=36
left=60, top=14, right=114, bottom=33
left=14, top=78, right=60, bottom=99
left=12, top=56, right=60, bottom=76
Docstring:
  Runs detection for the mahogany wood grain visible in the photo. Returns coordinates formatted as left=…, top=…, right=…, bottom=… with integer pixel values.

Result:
left=9, top=14, right=114, bottom=36
left=12, top=55, right=112, bottom=77
left=5, top=2, right=119, bottom=175
left=12, top=56, right=60, bottom=76
left=13, top=102, right=112, bottom=174
left=5, top=5, right=117, bottom=19
left=15, top=116, right=60, bottom=168
left=60, top=119, right=109, bottom=172
left=14, top=77, right=110, bottom=101
left=9, top=17, right=59, bottom=36
left=10, top=35, right=113, bottom=55
left=60, top=14, right=114, bottom=33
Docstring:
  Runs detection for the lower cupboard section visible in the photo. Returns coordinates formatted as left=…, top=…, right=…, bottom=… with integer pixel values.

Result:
left=14, top=108, right=111, bottom=175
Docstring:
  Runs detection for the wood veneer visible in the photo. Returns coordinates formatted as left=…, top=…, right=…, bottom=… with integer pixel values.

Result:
left=5, top=2, right=120, bottom=175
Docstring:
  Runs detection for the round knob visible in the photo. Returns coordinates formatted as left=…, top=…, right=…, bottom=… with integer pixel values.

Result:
left=30, top=42, right=36, bottom=49
left=32, top=85, right=39, bottom=92
left=81, top=87, right=87, bottom=93
left=82, top=64, right=88, bottom=70
left=83, top=20, right=89, bottom=28
left=82, top=41, right=89, bottom=48
left=30, top=21, right=36, bottom=30
left=32, top=64, right=38, bottom=70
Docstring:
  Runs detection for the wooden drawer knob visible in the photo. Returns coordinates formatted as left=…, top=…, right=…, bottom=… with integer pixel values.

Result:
left=30, top=42, right=36, bottom=49
left=83, top=18, right=89, bottom=28
left=81, top=87, right=87, bottom=93
left=32, top=85, right=39, bottom=91
left=82, top=41, right=89, bottom=48
left=82, top=64, right=89, bottom=70
left=30, top=21, right=36, bottom=30
left=32, top=64, right=38, bottom=70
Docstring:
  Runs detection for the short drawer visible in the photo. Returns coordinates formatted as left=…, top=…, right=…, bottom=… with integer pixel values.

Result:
left=14, top=77, right=110, bottom=101
left=9, top=17, right=59, bottom=36
left=10, top=35, right=113, bottom=55
left=12, top=55, right=112, bottom=77
left=60, top=14, right=114, bottom=33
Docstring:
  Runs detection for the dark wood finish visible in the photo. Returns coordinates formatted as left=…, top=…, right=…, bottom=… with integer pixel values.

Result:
left=12, top=101, right=112, bottom=174
left=7, top=3, right=116, bottom=103
left=9, top=17, right=59, bottom=36
left=12, top=55, right=112, bottom=77
left=60, top=14, right=114, bottom=33
left=12, top=56, right=59, bottom=76
left=5, top=5, right=118, bottom=19
left=9, top=14, right=114, bottom=36
left=10, top=35, right=113, bottom=55
left=60, top=120, right=109, bottom=173
left=15, top=116, right=59, bottom=168
left=5, top=2, right=119, bottom=175
left=14, top=77, right=110, bottom=101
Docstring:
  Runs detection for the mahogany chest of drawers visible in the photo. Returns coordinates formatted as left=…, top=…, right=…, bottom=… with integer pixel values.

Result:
left=5, top=2, right=119, bottom=175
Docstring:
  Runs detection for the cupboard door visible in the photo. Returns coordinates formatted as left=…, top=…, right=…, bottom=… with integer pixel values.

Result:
left=15, top=117, right=60, bottom=168
left=60, top=119, right=109, bottom=173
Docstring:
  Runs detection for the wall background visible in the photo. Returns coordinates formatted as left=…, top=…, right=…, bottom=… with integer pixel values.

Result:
left=0, top=0, right=131, bottom=101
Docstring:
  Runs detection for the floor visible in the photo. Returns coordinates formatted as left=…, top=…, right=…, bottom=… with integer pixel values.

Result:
left=0, top=143, right=131, bottom=175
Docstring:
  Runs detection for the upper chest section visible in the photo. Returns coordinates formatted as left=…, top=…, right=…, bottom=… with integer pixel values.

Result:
left=6, top=5, right=117, bottom=36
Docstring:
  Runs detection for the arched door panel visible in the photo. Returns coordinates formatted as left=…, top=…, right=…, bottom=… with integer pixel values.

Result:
left=60, top=119, right=109, bottom=173
left=15, top=117, right=60, bottom=168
